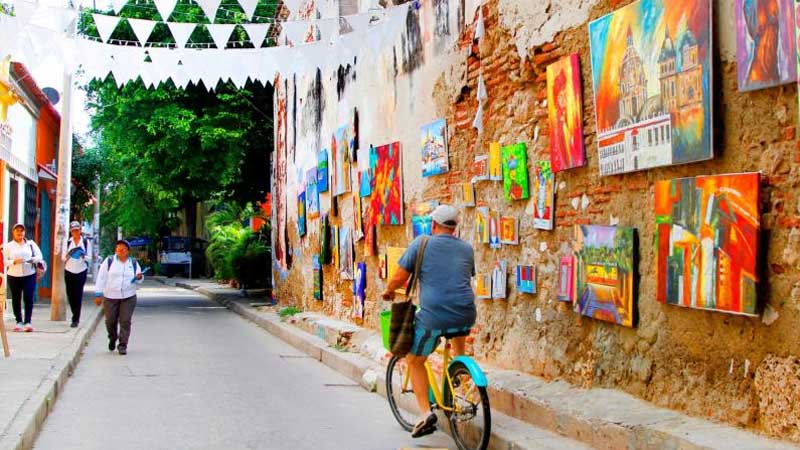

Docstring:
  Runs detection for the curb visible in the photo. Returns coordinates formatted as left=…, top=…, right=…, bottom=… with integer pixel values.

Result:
left=0, top=301, right=104, bottom=450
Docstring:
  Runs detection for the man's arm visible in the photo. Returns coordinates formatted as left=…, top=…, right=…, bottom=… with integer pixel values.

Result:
left=382, top=266, right=411, bottom=301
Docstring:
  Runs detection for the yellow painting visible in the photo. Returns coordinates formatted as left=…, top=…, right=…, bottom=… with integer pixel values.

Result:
left=387, top=246, right=409, bottom=295
left=488, top=142, right=502, bottom=181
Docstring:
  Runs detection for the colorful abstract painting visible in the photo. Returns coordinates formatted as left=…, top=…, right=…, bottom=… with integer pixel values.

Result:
left=421, top=119, right=449, bottom=177
left=353, top=262, right=366, bottom=318
left=411, top=201, right=440, bottom=237
left=532, top=161, right=555, bottom=230
left=736, top=0, right=796, bottom=91
left=387, top=246, right=408, bottom=294
left=317, top=149, right=329, bottom=193
left=461, top=182, right=476, bottom=207
left=547, top=53, right=586, bottom=172
left=340, top=227, right=354, bottom=280
left=489, top=142, right=502, bottom=180
left=557, top=256, right=575, bottom=302
left=332, top=125, right=353, bottom=196
left=489, top=210, right=501, bottom=249
left=298, top=191, right=307, bottom=237
left=655, top=173, right=760, bottom=316
left=475, top=273, right=491, bottom=299
left=472, top=155, right=489, bottom=182
left=491, top=260, right=507, bottom=299
left=501, top=143, right=529, bottom=201
left=572, top=225, right=636, bottom=327
left=475, top=207, right=489, bottom=244
left=306, top=168, right=320, bottom=220
left=368, top=142, right=404, bottom=225
left=588, top=0, right=712, bottom=176
left=500, top=216, right=519, bottom=245
left=516, top=265, right=537, bottom=294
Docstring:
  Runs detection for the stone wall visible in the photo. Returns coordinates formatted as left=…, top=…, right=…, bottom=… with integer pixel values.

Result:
left=271, top=0, right=800, bottom=441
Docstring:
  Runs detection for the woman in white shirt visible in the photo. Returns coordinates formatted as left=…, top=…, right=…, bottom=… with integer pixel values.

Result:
left=4, top=223, right=44, bottom=332
left=61, top=221, right=92, bottom=328
left=94, top=240, right=143, bottom=355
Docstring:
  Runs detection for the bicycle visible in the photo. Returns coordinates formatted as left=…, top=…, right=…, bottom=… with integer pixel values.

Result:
left=385, top=336, right=491, bottom=450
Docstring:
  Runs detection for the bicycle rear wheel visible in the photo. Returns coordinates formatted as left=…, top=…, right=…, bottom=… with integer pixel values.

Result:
left=443, top=361, right=491, bottom=450
left=385, top=355, right=417, bottom=431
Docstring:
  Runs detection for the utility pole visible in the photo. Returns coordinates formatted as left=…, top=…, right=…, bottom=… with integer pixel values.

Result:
left=92, top=180, right=100, bottom=279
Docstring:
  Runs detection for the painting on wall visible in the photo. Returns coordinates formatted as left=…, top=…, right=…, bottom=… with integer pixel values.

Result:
left=489, top=142, right=502, bottom=181
left=332, top=125, right=353, bottom=196
left=588, top=0, right=712, bottom=176
left=411, top=201, right=440, bottom=237
left=353, top=262, right=366, bottom=319
left=306, top=168, right=320, bottom=220
left=655, top=173, right=760, bottom=316
left=387, top=246, right=409, bottom=294
left=532, top=160, right=555, bottom=230
left=378, top=251, right=388, bottom=279
left=368, top=142, right=404, bottom=225
left=298, top=191, right=307, bottom=237
left=475, top=273, right=492, bottom=299
left=461, top=182, right=476, bottom=207
left=340, top=227, right=354, bottom=280
left=363, top=223, right=376, bottom=257
left=421, top=119, right=449, bottom=177
left=313, top=255, right=322, bottom=300
left=557, top=255, right=574, bottom=302
left=516, top=265, right=537, bottom=294
left=359, top=170, right=372, bottom=197
left=573, top=225, right=636, bottom=327
left=317, top=149, right=329, bottom=193
left=319, top=214, right=331, bottom=264
left=489, top=210, right=501, bottom=249
left=547, top=53, right=586, bottom=172
left=475, top=207, right=490, bottom=244
left=472, top=155, right=489, bottom=182
left=501, top=143, right=530, bottom=201
left=491, top=260, right=507, bottom=299
left=353, top=195, right=364, bottom=241
left=735, top=0, right=796, bottom=91
left=500, top=216, right=519, bottom=245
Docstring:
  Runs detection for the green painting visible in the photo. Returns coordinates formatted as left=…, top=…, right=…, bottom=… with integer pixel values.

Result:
left=501, top=142, right=530, bottom=201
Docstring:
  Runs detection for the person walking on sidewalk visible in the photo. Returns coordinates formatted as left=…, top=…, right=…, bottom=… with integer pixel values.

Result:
left=95, top=240, right=143, bottom=355
left=61, top=221, right=92, bottom=328
left=4, top=223, right=45, bottom=332
left=381, top=204, right=476, bottom=438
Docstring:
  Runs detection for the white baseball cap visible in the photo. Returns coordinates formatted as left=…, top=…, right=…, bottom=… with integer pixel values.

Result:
left=69, top=221, right=81, bottom=230
left=431, top=204, right=459, bottom=228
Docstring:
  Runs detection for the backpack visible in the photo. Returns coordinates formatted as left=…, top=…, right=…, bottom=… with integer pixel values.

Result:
left=66, top=237, right=88, bottom=251
left=106, top=256, right=140, bottom=273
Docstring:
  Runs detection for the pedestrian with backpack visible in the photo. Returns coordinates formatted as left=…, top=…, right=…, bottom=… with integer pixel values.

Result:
left=61, top=221, right=92, bottom=327
left=94, top=240, right=143, bottom=355
left=3, top=223, right=45, bottom=332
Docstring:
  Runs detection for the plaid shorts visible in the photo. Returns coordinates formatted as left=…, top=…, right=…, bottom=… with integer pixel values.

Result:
left=410, top=324, right=472, bottom=357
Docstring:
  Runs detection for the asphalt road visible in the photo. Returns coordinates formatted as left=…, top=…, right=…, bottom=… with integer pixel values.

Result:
left=33, top=282, right=453, bottom=450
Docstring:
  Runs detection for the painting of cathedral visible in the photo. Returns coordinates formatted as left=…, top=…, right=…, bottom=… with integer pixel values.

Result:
left=588, top=0, right=712, bottom=176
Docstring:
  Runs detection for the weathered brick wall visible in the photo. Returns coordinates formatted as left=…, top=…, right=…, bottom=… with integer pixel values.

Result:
left=273, top=0, right=800, bottom=440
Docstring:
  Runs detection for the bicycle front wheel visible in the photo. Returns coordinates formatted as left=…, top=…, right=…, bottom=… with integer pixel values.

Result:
left=385, top=355, right=417, bottom=431
left=443, top=361, right=491, bottom=450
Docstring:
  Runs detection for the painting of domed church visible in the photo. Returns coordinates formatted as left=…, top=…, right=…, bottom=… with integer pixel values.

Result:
left=588, top=0, right=712, bottom=176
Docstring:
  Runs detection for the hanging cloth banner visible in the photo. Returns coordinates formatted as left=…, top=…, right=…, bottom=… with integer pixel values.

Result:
left=207, top=23, right=235, bottom=49
left=127, top=17, right=157, bottom=46
left=153, top=0, right=178, bottom=21
left=167, top=22, right=196, bottom=48
left=92, top=13, right=121, bottom=43
left=237, top=0, right=259, bottom=21
left=243, top=23, right=270, bottom=48
left=194, top=0, right=222, bottom=23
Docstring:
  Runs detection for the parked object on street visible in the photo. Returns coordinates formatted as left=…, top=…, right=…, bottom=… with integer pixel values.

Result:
left=62, top=220, right=92, bottom=327
left=4, top=223, right=45, bottom=332
left=95, top=240, right=144, bottom=355
left=158, top=236, right=206, bottom=278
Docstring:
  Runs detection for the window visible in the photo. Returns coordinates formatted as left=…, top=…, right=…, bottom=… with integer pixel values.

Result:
left=648, top=129, right=652, bottom=145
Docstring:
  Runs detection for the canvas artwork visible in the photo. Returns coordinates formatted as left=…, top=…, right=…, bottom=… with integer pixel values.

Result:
left=411, top=201, right=440, bottom=237
left=461, top=182, right=476, bottom=207
left=378, top=252, right=388, bottom=279
left=368, top=142, right=404, bottom=225
left=500, top=216, right=519, bottom=245
left=421, top=119, right=449, bottom=177
left=501, top=143, right=530, bottom=201
left=363, top=223, right=376, bottom=257
left=547, top=53, right=586, bottom=172
left=353, top=195, right=364, bottom=241
left=387, top=246, right=409, bottom=294
left=491, top=260, right=507, bottom=299
left=516, top=265, right=537, bottom=294
left=735, top=0, right=796, bottom=91
left=475, top=273, right=492, bottom=299
left=655, top=173, right=760, bottom=316
left=588, top=0, right=713, bottom=176
left=319, top=214, right=331, bottom=264
left=557, top=255, right=575, bottom=302
left=489, top=210, right=501, bottom=249
left=332, top=125, right=353, bottom=196
left=332, top=225, right=340, bottom=270
left=475, top=207, right=490, bottom=244
left=796, top=0, right=800, bottom=127
left=489, top=142, right=503, bottom=181
left=532, top=160, right=555, bottom=230
left=298, top=191, right=307, bottom=237
left=340, top=227, right=354, bottom=280
left=306, top=168, right=320, bottom=220
left=359, top=170, right=372, bottom=197
left=472, top=155, right=489, bottom=182
left=317, top=149, right=329, bottom=193
left=572, top=225, right=636, bottom=327
left=353, top=262, right=366, bottom=319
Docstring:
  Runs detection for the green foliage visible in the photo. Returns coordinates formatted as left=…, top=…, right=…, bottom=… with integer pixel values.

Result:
left=206, top=224, right=247, bottom=280
left=204, top=203, right=269, bottom=285
left=278, top=306, right=301, bottom=318
left=231, top=227, right=270, bottom=288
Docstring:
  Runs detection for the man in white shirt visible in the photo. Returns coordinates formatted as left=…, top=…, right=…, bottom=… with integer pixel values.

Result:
left=62, top=221, right=92, bottom=327
left=95, top=240, right=143, bottom=355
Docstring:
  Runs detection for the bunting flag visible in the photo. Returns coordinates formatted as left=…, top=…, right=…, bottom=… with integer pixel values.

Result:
left=472, top=103, right=483, bottom=134
left=194, top=0, right=222, bottom=23
left=110, top=0, right=129, bottom=14
left=92, top=13, right=121, bottom=43
left=207, top=23, right=235, bottom=49
left=243, top=23, right=270, bottom=48
left=316, top=18, right=339, bottom=43
left=167, top=22, right=196, bottom=48
left=283, top=0, right=302, bottom=18
left=13, top=1, right=40, bottom=26
left=237, top=0, right=259, bottom=21
left=281, top=21, right=311, bottom=45
left=473, top=6, right=485, bottom=40
left=342, top=13, right=371, bottom=34
left=153, top=0, right=178, bottom=21
left=127, top=18, right=157, bottom=46
left=477, top=73, right=487, bottom=102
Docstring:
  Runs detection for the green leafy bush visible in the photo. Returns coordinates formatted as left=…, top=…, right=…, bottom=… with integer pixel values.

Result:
left=230, top=229, right=270, bottom=289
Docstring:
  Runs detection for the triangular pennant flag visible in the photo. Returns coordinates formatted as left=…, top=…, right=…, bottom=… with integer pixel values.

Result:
left=153, top=0, right=179, bottom=21
left=283, top=0, right=302, bottom=18
left=167, top=22, right=196, bottom=48
left=14, top=1, right=40, bottom=25
left=207, top=23, right=235, bottom=49
left=473, top=7, right=484, bottom=40
left=127, top=18, right=157, bottom=46
left=472, top=103, right=483, bottom=134
left=110, top=0, right=129, bottom=14
left=316, top=18, right=338, bottom=43
left=92, top=13, right=121, bottom=43
left=343, top=13, right=371, bottom=34
left=237, top=0, right=259, bottom=21
left=281, top=21, right=308, bottom=46
left=243, top=23, right=269, bottom=48
left=194, top=0, right=222, bottom=23
left=477, top=73, right=487, bottom=102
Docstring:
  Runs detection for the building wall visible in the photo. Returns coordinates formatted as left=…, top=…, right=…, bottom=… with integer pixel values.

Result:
left=273, top=0, right=800, bottom=441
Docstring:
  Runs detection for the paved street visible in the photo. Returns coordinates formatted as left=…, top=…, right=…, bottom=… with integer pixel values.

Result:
left=33, top=282, right=453, bottom=450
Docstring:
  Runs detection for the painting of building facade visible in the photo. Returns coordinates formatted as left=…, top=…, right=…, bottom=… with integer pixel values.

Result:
left=532, top=161, right=555, bottom=230
left=557, top=256, right=574, bottom=302
left=735, top=0, right=796, bottom=91
left=491, top=260, right=507, bottom=299
left=368, top=142, right=404, bottom=225
left=306, top=168, right=320, bottom=220
left=317, top=149, right=329, bottom=193
left=654, top=173, right=760, bottom=316
left=332, top=125, right=353, bottom=196
left=547, top=53, right=586, bottom=172
left=572, top=225, right=635, bottom=327
left=588, top=0, right=712, bottom=176
left=475, top=207, right=489, bottom=244
left=501, top=143, right=529, bottom=201
left=421, top=119, right=449, bottom=177
left=516, top=265, right=536, bottom=294
left=500, top=216, right=519, bottom=245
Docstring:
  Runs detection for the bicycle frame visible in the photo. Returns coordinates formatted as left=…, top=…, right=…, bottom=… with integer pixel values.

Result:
left=399, top=340, right=461, bottom=413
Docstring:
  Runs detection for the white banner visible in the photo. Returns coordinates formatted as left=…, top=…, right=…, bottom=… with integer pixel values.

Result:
left=92, top=13, right=120, bottom=43
left=167, top=22, right=196, bottom=48
left=152, top=0, right=178, bottom=21
left=207, top=23, right=235, bottom=49
left=237, top=0, right=259, bottom=21
left=242, top=23, right=269, bottom=48
left=194, top=0, right=222, bottom=23
left=127, top=18, right=157, bottom=46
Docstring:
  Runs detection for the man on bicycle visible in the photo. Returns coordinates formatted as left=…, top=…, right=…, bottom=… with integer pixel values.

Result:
left=381, top=204, right=476, bottom=438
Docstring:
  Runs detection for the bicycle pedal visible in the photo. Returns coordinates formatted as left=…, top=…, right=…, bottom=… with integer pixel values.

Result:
left=411, top=424, right=437, bottom=438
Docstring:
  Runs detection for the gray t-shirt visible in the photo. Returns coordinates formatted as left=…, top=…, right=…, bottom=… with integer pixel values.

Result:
left=398, top=234, right=476, bottom=330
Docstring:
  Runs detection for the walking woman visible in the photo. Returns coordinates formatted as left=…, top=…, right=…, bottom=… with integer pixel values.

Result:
left=61, top=221, right=91, bottom=327
left=4, top=223, right=44, bottom=332
left=95, top=240, right=143, bottom=355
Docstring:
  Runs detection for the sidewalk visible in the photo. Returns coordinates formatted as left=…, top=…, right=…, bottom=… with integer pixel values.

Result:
left=157, top=276, right=800, bottom=450
left=0, top=286, right=103, bottom=450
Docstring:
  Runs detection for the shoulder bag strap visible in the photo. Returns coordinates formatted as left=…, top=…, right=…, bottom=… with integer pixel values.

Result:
left=405, top=236, right=429, bottom=299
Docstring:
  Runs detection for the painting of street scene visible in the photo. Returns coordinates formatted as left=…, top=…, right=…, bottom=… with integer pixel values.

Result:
left=588, top=0, right=712, bottom=176
left=421, top=119, right=449, bottom=177
left=573, top=225, right=635, bottom=327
